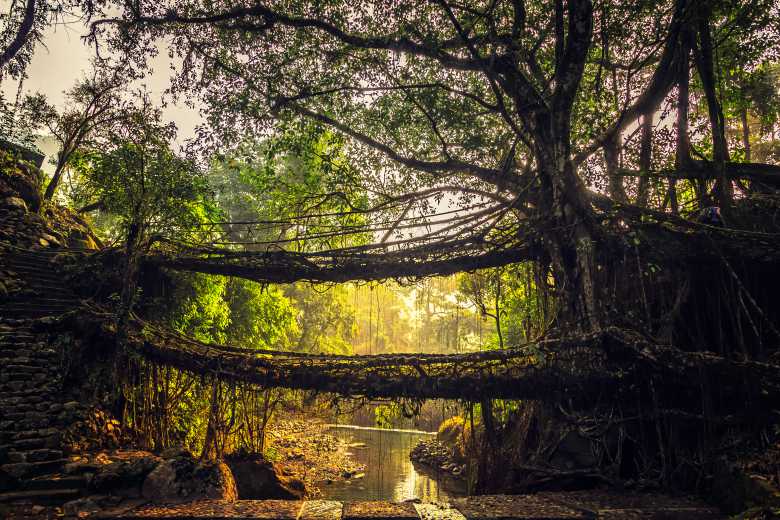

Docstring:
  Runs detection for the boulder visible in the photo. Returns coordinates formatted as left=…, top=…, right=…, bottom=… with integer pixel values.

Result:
left=225, top=453, right=305, bottom=499
left=160, top=447, right=193, bottom=460
left=2, top=197, right=27, bottom=213
left=89, top=452, right=161, bottom=494
left=63, top=497, right=102, bottom=517
left=67, top=229, right=99, bottom=250
left=0, top=159, right=43, bottom=212
left=141, top=456, right=237, bottom=502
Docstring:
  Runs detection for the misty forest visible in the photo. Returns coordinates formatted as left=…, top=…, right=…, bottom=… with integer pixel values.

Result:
left=1, top=1, right=780, bottom=519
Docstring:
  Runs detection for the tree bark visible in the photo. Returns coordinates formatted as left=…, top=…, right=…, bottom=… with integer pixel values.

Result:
left=672, top=33, right=692, bottom=214
left=694, top=10, right=731, bottom=210
left=637, top=112, right=652, bottom=207
left=605, top=134, right=627, bottom=203
left=536, top=141, right=600, bottom=331
left=44, top=155, right=67, bottom=201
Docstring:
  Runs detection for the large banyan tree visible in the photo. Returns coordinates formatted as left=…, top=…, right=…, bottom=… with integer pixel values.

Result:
left=88, top=0, right=780, bottom=489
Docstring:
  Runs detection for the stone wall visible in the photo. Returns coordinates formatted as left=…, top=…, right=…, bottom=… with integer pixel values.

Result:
left=0, top=319, right=68, bottom=486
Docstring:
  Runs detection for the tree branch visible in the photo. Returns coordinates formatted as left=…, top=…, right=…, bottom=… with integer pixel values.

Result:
left=0, top=0, right=36, bottom=70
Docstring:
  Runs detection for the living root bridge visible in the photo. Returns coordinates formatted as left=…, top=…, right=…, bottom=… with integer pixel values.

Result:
left=79, top=310, right=780, bottom=403
left=142, top=240, right=532, bottom=284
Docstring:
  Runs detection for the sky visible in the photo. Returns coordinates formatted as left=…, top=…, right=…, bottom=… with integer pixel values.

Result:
left=1, top=9, right=498, bottom=236
left=1, top=13, right=202, bottom=158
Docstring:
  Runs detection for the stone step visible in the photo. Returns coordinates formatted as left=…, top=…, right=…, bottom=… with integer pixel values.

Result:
left=27, top=289, right=74, bottom=297
left=4, top=258, right=60, bottom=265
left=3, top=364, right=44, bottom=372
left=0, top=307, right=74, bottom=318
left=10, top=438, right=48, bottom=450
left=0, top=299, right=76, bottom=306
left=4, top=275, right=65, bottom=286
left=1, top=458, right=67, bottom=479
left=22, top=475, right=87, bottom=491
left=5, top=279, right=67, bottom=290
left=23, top=283, right=73, bottom=290
left=4, top=449, right=64, bottom=464
left=0, top=336, right=36, bottom=343
left=3, top=269, right=64, bottom=282
left=0, top=298, right=77, bottom=307
left=0, top=487, right=83, bottom=505
left=0, top=302, right=78, bottom=316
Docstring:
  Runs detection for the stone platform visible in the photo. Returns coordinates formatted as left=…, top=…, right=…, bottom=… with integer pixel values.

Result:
left=98, top=492, right=725, bottom=519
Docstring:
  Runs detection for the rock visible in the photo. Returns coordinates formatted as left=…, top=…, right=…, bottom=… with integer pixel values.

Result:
left=141, top=456, right=237, bottom=502
left=67, top=230, right=99, bottom=250
left=89, top=452, right=161, bottom=493
left=225, top=453, right=305, bottom=500
left=40, top=233, right=60, bottom=246
left=160, top=447, right=192, bottom=459
left=64, top=461, right=104, bottom=475
left=2, top=197, right=27, bottom=212
left=63, top=497, right=102, bottom=517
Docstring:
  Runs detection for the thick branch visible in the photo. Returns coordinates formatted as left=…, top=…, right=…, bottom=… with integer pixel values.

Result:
left=278, top=102, right=514, bottom=190
left=0, top=0, right=36, bottom=69
left=573, top=0, right=688, bottom=165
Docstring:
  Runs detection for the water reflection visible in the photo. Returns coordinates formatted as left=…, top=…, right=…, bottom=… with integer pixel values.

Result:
left=321, top=426, right=465, bottom=502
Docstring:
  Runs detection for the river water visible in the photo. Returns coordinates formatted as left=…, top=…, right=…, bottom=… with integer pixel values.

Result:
left=320, top=425, right=466, bottom=502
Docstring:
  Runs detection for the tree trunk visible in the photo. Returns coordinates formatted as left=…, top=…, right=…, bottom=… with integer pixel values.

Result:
left=605, top=134, right=627, bottom=203
left=673, top=34, right=691, bottom=213
left=694, top=11, right=731, bottom=210
left=494, top=274, right=504, bottom=349
left=480, top=398, right=498, bottom=447
left=201, top=380, right=220, bottom=460
left=43, top=157, right=66, bottom=201
left=535, top=139, right=600, bottom=331
left=637, top=112, right=652, bottom=207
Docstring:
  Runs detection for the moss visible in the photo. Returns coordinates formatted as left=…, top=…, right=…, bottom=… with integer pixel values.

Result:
left=0, top=150, right=44, bottom=211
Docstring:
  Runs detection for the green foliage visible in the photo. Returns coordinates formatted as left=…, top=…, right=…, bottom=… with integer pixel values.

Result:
left=224, top=279, right=298, bottom=350
left=163, top=273, right=230, bottom=343
left=72, top=97, right=215, bottom=243
left=285, top=283, right=355, bottom=355
left=374, top=403, right=403, bottom=429
left=458, top=264, right=548, bottom=349
left=210, top=122, right=370, bottom=251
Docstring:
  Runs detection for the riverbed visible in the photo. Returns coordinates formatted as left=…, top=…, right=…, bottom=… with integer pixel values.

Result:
left=319, top=425, right=466, bottom=502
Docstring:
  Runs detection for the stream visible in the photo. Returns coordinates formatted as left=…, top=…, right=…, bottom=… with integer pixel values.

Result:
left=320, top=425, right=466, bottom=502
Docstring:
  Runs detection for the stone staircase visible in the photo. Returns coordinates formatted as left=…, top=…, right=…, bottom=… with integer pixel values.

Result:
left=0, top=249, right=90, bottom=512
left=0, top=248, right=82, bottom=319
